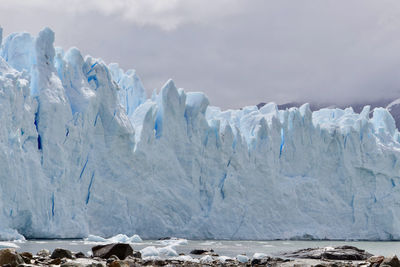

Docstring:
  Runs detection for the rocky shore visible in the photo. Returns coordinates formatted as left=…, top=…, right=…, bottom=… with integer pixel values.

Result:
left=0, top=243, right=398, bottom=267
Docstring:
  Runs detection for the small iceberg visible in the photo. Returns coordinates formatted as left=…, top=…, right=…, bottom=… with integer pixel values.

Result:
left=0, top=242, right=20, bottom=249
left=236, top=254, right=249, bottom=263
left=85, top=234, right=142, bottom=243
left=140, top=245, right=179, bottom=258
left=158, top=237, right=187, bottom=247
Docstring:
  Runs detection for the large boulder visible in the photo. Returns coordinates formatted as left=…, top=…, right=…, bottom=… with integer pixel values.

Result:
left=0, top=248, right=24, bottom=267
left=381, top=255, right=400, bottom=267
left=51, top=248, right=73, bottom=259
left=92, top=243, right=133, bottom=260
left=282, top=245, right=373, bottom=261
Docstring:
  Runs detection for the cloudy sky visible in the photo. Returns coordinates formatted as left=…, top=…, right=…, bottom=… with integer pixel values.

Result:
left=1, top=0, right=400, bottom=109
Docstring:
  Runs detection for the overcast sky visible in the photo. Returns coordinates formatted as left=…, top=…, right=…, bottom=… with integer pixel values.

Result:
left=1, top=0, right=400, bottom=109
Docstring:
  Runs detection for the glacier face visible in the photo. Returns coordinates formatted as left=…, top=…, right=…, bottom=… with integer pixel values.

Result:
left=0, top=28, right=400, bottom=240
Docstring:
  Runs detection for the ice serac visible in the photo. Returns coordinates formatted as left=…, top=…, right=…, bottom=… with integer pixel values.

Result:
left=109, top=63, right=146, bottom=117
left=0, top=28, right=400, bottom=240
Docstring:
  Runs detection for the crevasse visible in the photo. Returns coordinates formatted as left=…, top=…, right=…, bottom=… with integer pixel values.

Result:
left=0, top=28, right=399, bottom=240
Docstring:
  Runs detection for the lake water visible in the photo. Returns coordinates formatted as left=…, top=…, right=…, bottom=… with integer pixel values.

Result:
left=3, top=240, right=400, bottom=258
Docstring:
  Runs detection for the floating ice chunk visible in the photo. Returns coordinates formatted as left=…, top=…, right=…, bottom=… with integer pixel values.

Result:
left=0, top=242, right=19, bottom=249
left=140, top=246, right=159, bottom=257
left=217, top=256, right=232, bottom=263
left=85, top=234, right=142, bottom=243
left=158, top=238, right=187, bottom=246
left=85, top=234, right=107, bottom=242
left=107, top=234, right=131, bottom=243
left=157, top=246, right=178, bottom=257
left=236, top=254, right=249, bottom=263
left=128, top=234, right=143, bottom=243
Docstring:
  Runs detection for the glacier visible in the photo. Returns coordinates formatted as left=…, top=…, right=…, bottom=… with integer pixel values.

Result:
left=0, top=27, right=400, bottom=240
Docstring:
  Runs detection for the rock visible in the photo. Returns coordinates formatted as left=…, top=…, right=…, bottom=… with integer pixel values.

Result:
left=368, top=255, right=385, bottom=265
left=282, top=246, right=373, bottom=261
left=86, top=263, right=106, bottom=267
left=109, top=260, right=136, bottom=267
left=92, top=243, right=133, bottom=260
left=106, top=255, right=119, bottom=264
left=51, top=248, right=73, bottom=259
left=381, top=255, right=400, bottom=267
left=19, top=252, right=33, bottom=264
left=189, top=249, right=209, bottom=255
left=132, top=251, right=141, bottom=259
left=158, top=237, right=171, bottom=240
left=251, top=258, right=270, bottom=265
left=19, top=252, right=32, bottom=260
left=60, top=262, right=84, bottom=267
left=0, top=249, right=24, bottom=267
left=75, top=252, right=86, bottom=258
left=36, top=249, right=50, bottom=257
left=48, top=258, right=62, bottom=264
left=153, top=260, right=167, bottom=266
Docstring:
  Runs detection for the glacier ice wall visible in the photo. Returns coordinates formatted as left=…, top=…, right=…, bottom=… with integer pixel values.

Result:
left=0, top=28, right=400, bottom=240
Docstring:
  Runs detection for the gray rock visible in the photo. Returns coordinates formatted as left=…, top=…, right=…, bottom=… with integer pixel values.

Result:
left=75, top=252, right=86, bottom=258
left=36, top=249, right=50, bottom=257
left=189, top=249, right=209, bottom=255
left=60, top=262, right=84, bottom=267
left=51, top=248, right=73, bottom=259
left=282, top=245, right=373, bottom=261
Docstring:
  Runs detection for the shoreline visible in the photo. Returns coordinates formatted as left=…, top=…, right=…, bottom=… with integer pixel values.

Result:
left=0, top=241, right=396, bottom=267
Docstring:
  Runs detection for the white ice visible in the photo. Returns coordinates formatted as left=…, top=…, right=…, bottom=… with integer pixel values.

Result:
left=0, top=27, right=399, bottom=241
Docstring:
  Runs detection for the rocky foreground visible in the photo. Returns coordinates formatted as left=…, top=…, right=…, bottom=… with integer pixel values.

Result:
left=0, top=243, right=399, bottom=267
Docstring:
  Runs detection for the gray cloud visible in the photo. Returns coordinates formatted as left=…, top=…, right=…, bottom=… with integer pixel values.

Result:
left=1, top=0, right=400, bottom=109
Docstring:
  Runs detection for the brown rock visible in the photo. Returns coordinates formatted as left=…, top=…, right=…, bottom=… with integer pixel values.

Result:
left=382, top=255, right=400, bottom=267
left=48, top=257, right=62, bottom=265
left=92, top=243, right=133, bottom=260
left=20, top=252, right=33, bottom=264
left=368, top=255, right=385, bottom=265
left=0, top=249, right=24, bottom=267
left=60, top=262, right=84, bottom=267
left=109, top=260, right=135, bottom=267
left=19, top=252, right=32, bottom=260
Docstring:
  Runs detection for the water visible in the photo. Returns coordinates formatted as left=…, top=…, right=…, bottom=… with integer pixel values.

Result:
left=2, top=240, right=400, bottom=258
